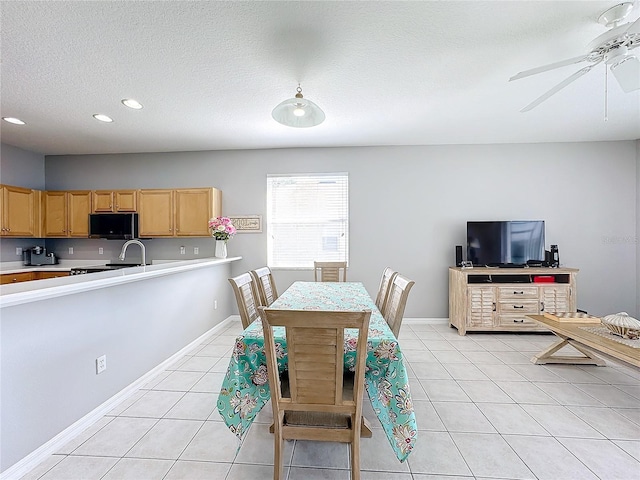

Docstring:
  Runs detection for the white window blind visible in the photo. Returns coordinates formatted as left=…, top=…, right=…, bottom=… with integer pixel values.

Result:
left=267, top=173, right=349, bottom=269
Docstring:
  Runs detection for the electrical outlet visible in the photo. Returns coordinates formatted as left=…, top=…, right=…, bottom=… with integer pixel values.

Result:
left=98, top=247, right=104, bottom=255
left=96, top=355, right=107, bottom=374
left=68, top=247, right=74, bottom=255
left=194, top=247, right=199, bottom=254
left=214, top=300, right=218, bottom=310
left=180, top=246, right=186, bottom=255
left=16, top=247, right=22, bottom=256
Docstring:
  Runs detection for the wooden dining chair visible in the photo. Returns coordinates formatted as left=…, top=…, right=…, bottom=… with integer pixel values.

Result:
left=381, top=273, right=415, bottom=338
left=228, top=273, right=260, bottom=329
left=314, top=261, right=347, bottom=282
left=374, top=267, right=398, bottom=313
left=250, top=266, right=279, bottom=306
left=260, top=307, right=371, bottom=480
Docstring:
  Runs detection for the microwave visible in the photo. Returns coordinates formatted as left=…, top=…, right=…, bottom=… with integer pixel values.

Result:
left=89, top=213, right=139, bottom=239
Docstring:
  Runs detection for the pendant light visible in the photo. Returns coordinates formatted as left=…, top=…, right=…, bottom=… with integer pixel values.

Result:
left=272, top=84, right=325, bottom=127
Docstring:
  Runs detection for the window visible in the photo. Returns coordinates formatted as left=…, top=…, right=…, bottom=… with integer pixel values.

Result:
left=267, top=173, right=349, bottom=268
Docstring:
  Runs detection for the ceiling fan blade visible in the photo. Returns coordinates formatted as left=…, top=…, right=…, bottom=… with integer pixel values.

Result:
left=520, top=63, right=600, bottom=112
left=625, top=16, right=640, bottom=35
left=509, top=55, right=589, bottom=82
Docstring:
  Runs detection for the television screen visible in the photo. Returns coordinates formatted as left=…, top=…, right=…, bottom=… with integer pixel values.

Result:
left=467, top=221, right=545, bottom=266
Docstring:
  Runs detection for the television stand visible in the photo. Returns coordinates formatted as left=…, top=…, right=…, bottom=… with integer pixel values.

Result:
left=497, top=263, right=526, bottom=268
left=449, top=267, right=578, bottom=335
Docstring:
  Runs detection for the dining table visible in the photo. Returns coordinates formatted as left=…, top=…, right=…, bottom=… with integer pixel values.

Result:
left=217, top=281, right=417, bottom=462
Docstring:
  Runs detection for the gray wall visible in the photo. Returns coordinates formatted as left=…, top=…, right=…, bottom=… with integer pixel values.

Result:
left=1, top=263, right=233, bottom=472
left=43, top=142, right=638, bottom=318
left=0, top=144, right=46, bottom=261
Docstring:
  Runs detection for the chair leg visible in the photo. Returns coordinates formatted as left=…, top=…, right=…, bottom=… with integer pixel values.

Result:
left=351, top=414, right=361, bottom=480
left=350, top=437, right=360, bottom=480
left=273, top=424, right=284, bottom=480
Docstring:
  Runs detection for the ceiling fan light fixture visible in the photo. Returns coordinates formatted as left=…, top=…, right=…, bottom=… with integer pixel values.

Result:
left=272, top=85, right=325, bottom=128
left=610, top=55, right=640, bottom=92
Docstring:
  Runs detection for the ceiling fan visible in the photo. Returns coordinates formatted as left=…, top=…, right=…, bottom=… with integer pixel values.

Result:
left=510, top=2, right=640, bottom=112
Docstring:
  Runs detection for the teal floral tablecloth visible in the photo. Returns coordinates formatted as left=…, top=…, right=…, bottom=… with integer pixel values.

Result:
left=217, top=281, right=417, bottom=462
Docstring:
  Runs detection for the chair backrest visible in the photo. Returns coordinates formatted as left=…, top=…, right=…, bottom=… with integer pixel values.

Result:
left=260, top=307, right=371, bottom=417
left=381, top=273, right=415, bottom=338
left=314, top=261, right=347, bottom=282
left=375, top=267, right=398, bottom=313
left=228, top=273, right=260, bottom=329
left=250, top=266, right=279, bottom=306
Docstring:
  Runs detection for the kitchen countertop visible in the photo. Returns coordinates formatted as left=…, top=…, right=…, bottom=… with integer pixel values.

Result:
left=0, top=260, right=100, bottom=274
left=0, top=257, right=241, bottom=308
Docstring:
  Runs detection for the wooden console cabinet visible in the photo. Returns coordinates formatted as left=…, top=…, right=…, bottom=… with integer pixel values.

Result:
left=449, top=267, right=578, bottom=335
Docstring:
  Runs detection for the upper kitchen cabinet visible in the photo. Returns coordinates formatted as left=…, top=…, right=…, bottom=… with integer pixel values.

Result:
left=44, top=191, right=92, bottom=237
left=0, top=185, right=37, bottom=237
left=138, top=187, right=222, bottom=237
left=138, top=189, right=174, bottom=237
left=92, top=190, right=137, bottom=212
left=175, top=188, right=221, bottom=236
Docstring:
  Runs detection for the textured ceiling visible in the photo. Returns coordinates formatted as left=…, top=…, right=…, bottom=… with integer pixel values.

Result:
left=1, top=0, right=639, bottom=156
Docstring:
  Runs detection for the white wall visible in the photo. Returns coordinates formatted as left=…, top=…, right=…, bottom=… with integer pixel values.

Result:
left=0, top=144, right=46, bottom=262
left=44, top=142, right=638, bottom=318
left=0, top=263, right=234, bottom=472
left=637, top=140, right=639, bottom=319
left=0, top=143, right=45, bottom=188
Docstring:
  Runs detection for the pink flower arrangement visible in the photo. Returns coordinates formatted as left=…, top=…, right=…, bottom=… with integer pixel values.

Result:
left=208, top=216, right=237, bottom=241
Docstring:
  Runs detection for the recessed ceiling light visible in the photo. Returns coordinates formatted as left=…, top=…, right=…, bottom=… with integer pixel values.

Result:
left=121, top=98, right=143, bottom=109
left=2, top=117, right=26, bottom=125
left=93, top=114, right=113, bottom=123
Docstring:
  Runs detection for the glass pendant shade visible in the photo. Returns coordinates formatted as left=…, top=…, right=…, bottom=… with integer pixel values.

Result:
left=610, top=55, right=640, bottom=93
left=272, top=86, right=325, bottom=128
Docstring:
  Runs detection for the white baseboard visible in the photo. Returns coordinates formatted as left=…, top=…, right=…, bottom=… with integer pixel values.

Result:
left=0, top=317, right=235, bottom=480
left=403, top=317, right=448, bottom=324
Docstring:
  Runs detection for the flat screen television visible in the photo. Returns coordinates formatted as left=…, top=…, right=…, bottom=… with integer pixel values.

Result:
left=467, top=221, right=545, bottom=267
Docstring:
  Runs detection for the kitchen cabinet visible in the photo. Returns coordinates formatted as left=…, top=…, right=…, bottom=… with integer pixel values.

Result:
left=0, top=185, right=37, bottom=237
left=92, top=190, right=137, bottom=212
left=0, top=272, right=34, bottom=284
left=32, top=271, right=70, bottom=280
left=175, top=188, right=221, bottom=236
left=0, top=271, right=70, bottom=284
left=44, top=191, right=92, bottom=237
left=138, top=189, right=174, bottom=237
left=138, top=187, right=221, bottom=237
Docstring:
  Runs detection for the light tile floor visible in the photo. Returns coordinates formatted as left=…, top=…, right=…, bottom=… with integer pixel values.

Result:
left=20, top=320, right=640, bottom=480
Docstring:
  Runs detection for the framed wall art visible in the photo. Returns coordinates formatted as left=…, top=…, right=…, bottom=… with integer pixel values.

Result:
left=230, top=215, right=262, bottom=233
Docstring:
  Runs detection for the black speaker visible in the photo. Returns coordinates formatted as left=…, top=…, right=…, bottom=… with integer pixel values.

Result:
left=550, top=245, right=559, bottom=268
left=455, top=245, right=463, bottom=266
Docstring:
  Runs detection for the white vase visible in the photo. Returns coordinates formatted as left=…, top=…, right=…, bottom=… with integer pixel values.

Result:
left=215, top=240, right=228, bottom=259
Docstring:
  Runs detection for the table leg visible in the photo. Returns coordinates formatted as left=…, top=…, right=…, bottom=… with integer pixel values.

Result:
left=531, top=334, right=606, bottom=366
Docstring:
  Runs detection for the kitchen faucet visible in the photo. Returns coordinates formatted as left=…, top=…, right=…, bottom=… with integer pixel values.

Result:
left=119, top=240, right=146, bottom=266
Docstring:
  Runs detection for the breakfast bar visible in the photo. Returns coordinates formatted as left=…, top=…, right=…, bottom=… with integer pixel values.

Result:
left=0, top=257, right=240, bottom=473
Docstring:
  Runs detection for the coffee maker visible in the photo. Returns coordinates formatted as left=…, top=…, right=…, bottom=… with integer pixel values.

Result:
left=23, top=246, right=58, bottom=266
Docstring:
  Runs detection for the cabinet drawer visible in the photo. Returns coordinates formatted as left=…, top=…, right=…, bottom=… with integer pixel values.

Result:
left=497, top=286, right=538, bottom=300
left=496, top=314, right=541, bottom=327
left=0, top=272, right=34, bottom=284
left=498, top=300, right=538, bottom=314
